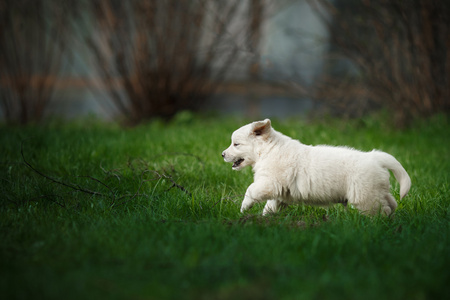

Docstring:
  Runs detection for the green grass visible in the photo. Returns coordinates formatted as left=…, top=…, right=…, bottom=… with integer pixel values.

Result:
left=1, top=114, right=449, bottom=299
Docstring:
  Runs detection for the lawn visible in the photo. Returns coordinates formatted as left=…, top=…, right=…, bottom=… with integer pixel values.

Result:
left=1, top=114, right=449, bottom=299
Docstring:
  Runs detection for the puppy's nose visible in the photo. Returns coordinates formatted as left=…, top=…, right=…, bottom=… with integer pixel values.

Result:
left=222, top=151, right=225, bottom=158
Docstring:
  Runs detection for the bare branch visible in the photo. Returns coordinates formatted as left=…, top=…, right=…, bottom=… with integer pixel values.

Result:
left=21, top=141, right=105, bottom=198
left=21, top=140, right=193, bottom=209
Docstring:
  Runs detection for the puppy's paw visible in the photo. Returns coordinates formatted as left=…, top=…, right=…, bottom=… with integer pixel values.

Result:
left=240, top=198, right=254, bottom=213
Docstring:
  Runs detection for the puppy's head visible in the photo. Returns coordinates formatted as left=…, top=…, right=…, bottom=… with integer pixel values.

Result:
left=222, top=119, right=272, bottom=170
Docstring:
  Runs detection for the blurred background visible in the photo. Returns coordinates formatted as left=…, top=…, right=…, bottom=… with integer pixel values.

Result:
left=0, top=0, right=448, bottom=127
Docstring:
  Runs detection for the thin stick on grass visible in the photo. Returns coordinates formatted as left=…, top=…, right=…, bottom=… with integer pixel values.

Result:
left=21, top=141, right=106, bottom=198
left=21, top=140, right=192, bottom=208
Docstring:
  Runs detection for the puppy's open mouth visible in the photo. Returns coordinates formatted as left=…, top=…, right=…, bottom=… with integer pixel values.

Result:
left=233, top=158, right=244, bottom=169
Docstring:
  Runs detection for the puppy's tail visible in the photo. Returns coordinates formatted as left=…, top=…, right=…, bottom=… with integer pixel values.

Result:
left=375, top=151, right=411, bottom=199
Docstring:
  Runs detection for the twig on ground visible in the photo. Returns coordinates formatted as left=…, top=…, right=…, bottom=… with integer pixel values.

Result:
left=21, top=142, right=106, bottom=198
left=21, top=141, right=192, bottom=208
left=150, top=170, right=192, bottom=197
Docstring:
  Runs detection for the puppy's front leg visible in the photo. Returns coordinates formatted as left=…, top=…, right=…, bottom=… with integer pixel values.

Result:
left=241, top=180, right=275, bottom=213
left=263, top=200, right=290, bottom=216
left=262, top=200, right=280, bottom=216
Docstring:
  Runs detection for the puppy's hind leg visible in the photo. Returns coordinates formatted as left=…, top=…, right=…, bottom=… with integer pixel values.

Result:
left=383, top=194, right=398, bottom=216
left=353, top=195, right=396, bottom=216
left=373, top=193, right=398, bottom=216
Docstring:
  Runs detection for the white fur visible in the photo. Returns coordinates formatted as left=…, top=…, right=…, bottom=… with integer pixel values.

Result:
left=222, top=119, right=411, bottom=216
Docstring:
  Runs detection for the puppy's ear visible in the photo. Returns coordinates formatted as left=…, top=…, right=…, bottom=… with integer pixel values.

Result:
left=252, top=119, right=271, bottom=136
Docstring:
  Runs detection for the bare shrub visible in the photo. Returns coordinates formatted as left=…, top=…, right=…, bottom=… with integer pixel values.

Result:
left=77, top=0, right=262, bottom=125
left=309, top=0, right=450, bottom=126
left=0, top=0, right=74, bottom=124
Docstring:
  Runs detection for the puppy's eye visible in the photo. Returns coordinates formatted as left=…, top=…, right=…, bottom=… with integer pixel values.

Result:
left=234, top=143, right=240, bottom=147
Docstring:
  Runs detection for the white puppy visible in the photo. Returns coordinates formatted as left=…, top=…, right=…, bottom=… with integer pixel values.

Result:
left=222, top=119, right=411, bottom=216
